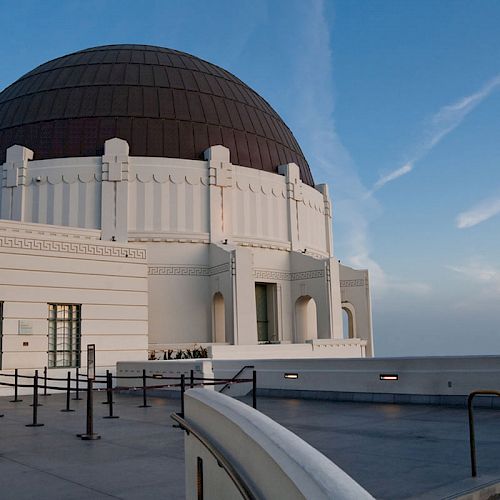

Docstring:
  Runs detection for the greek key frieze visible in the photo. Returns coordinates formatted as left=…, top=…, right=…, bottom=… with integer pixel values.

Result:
left=253, top=269, right=325, bottom=281
left=340, top=279, right=367, bottom=287
left=148, top=262, right=230, bottom=277
left=254, top=269, right=292, bottom=281
left=0, top=235, right=146, bottom=260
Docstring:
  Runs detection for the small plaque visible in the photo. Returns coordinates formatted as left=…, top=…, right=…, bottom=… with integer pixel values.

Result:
left=18, top=320, right=33, bottom=335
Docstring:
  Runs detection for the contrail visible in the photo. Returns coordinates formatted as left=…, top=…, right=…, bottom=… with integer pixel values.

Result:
left=372, top=74, right=500, bottom=192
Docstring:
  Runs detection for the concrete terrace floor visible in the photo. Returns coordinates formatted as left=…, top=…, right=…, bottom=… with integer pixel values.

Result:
left=253, top=396, right=500, bottom=500
left=0, top=392, right=499, bottom=499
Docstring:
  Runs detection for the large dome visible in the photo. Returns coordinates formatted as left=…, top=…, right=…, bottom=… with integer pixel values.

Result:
left=0, top=44, right=313, bottom=185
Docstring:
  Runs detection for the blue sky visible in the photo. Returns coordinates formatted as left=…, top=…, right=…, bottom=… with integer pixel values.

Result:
left=1, top=0, right=499, bottom=356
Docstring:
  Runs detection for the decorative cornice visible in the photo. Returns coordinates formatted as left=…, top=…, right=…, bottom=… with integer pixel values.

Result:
left=0, top=235, right=146, bottom=260
left=340, top=279, right=367, bottom=287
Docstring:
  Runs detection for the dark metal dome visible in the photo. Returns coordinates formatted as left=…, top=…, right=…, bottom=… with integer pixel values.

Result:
left=0, top=44, right=313, bottom=185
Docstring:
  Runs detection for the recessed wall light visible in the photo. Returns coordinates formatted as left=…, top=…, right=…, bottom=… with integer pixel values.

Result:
left=284, top=373, right=299, bottom=379
left=379, top=374, right=398, bottom=381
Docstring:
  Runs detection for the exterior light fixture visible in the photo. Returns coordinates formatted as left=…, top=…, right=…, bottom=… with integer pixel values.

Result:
left=284, top=373, right=299, bottom=379
left=379, top=374, right=398, bottom=381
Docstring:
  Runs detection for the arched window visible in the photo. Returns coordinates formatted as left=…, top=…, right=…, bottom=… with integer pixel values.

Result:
left=341, top=304, right=356, bottom=339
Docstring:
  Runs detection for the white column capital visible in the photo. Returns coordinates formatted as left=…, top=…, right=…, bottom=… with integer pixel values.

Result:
left=278, top=162, right=303, bottom=201
left=2, top=145, right=34, bottom=188
left=102, top=138, right=130, bottom=182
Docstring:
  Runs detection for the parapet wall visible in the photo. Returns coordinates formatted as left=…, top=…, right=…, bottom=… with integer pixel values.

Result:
left=183, top=389, right=374, bottom=499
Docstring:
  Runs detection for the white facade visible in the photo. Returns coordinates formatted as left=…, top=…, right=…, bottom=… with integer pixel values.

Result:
left=0, top=138, right=373, bottom=364
left=0, top=218, right=148, bottom=376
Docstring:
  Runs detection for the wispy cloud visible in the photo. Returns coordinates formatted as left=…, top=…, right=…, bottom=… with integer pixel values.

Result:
left=456, top=196, right=500, bottom=228
left=448, top=258, right=500, bottom=311
left=372, top=74, right=500, bottom=191
left=447, top=258, right=500, bottom=294
left=288, top=0, right=429, bottom=296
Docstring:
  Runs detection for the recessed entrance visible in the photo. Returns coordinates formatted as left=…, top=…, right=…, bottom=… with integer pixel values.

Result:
left=212, top=292, right=225, bottom=343
left=342, top=303, right=355, bottom=339
left=255, top=283, right=278, bottom=342
left=295, top=295, right=318, bottom=342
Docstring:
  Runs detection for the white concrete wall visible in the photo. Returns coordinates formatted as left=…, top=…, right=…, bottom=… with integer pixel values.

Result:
left=117, top=359, right=214, bottom=392
left=0, top=220, right=148, bottom=378
left=340, top=264, right=374, bottom=355
left=183, top=389, right=374, bottom=500
left=210, top=356, right=500, bottom=397
left=1, top=141, right=373, bottom=355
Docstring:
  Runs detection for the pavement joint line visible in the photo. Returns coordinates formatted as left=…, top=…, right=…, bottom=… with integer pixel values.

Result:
left=0, top=455, right=123, bottom=499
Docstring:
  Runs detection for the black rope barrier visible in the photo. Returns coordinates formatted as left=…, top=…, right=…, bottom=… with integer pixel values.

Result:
left=138, top=369, right=151, bottom=408
left=103, top=372, right=119, bottom=419
left=72, top=368, right=82, bottom=400
left=26, top=370, right=43, bottom=427
left=77, top=378, right=100, bottom=440
left=9, top=369, right=22, bottom=403
left=61, top=371, right=74, bottom=413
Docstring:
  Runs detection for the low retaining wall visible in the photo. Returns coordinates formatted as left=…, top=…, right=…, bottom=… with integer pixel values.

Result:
left=115, top=355, right=500, bottom=404
left=183, top=389, right=374, bottom=499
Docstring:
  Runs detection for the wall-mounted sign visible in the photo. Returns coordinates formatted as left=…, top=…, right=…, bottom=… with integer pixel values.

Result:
left=18, top=320, right=33, bottom=335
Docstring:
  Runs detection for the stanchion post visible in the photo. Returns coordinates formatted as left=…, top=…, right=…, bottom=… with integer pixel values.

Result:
left=78, top=344, right=100, bottom=440
left=101, top=369, right=110, bottom=404
left=73, top=367, right=82, bottom=401
left=42, top=366, right=50, bottom=396
left=26, top=371, right=44, bottom=427
left=190, top=369, right=194, bottom=388
left=138, top=369, right=151, bottom=408
left=30, top=369, right=42, bottom=407
left=180, top=374, right=185, bottom=418
left=103, top=371, right=119, bottom=419
left=10, top=368, right=23, bottom=403
left=61, top=371, right=74, bottom=412
left=468, top=394, right=477, bottom=477
left=252, top=370, right=257, bottom=410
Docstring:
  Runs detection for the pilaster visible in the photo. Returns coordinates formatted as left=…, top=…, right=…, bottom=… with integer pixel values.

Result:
left=204, top=145, right=233, bottom=244
left=278, top=162, right=302, bottom=251
left=1, top=145, right=34, bottom=221
left=101, top=138, right=130, bottom=242
left=316, top=183, right=333, bottom=257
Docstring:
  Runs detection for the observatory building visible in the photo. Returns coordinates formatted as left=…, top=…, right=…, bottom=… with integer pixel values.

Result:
left=0, top=45, right=372, bottom=371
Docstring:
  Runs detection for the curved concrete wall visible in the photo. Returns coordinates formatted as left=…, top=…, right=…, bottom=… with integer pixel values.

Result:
left=183, top=388, right=374, bottom=500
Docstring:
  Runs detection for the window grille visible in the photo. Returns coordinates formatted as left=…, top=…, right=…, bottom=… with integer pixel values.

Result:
left=48, top=304, right=81, bottom=368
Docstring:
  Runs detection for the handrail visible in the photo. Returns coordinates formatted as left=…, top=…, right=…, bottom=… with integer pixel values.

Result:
left=467, top=389, right=500, bottom=477
left=219, top=365, right=254, bottom=393
left=170, top=412, right=257, bottom=500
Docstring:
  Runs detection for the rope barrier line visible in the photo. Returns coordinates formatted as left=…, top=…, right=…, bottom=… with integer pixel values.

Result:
left=0, top=378, right=251, bottom=392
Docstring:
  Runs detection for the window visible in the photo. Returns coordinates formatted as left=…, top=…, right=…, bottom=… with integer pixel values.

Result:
left=48, top=304, right=81, bottom=368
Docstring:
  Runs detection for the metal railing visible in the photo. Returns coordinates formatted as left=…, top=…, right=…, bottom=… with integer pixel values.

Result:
left=219, top=365, right=254, bottom=393
left=171, top=412, right=257, bottom=500
left=467, top=389, right=500, bottom=477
